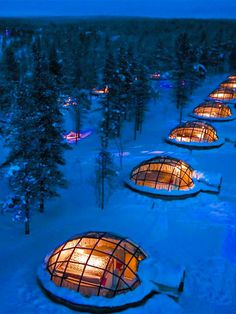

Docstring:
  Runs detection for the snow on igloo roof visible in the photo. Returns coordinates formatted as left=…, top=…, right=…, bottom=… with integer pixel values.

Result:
left=130, top=156, right=194, bottom=191
left=46, top=231, right=146, bottom=298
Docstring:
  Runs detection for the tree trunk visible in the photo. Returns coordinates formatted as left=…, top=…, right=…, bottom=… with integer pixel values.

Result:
left=134, top=116, right=137, bottom=141
left=39, top=193, right=44, bottom=213
left=75, top=107, right=81, bottom=145
left=139, top=121, right=143, bottom=134
left=39, top=182, right=45, bottom=213
left=134, top=99, right=138, bottom=140
left=179, top=105, right=183, bottom=124
left=117, top=139, right=123, bottom=169
left=101, top=153, right=105, bottom=210
left=25, top=193, right=30, bottom=235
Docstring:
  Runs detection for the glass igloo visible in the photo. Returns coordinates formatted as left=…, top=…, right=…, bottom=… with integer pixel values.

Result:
left=129, top=156, right=194, bottom=192
left=44, top=232, right=146, bottom=298
left=208, top=88, right=236, bottom=102
left=166, top=121, right=223, bottom=149
left=191, top=101, right=233, bottom=121
left=38, top=231, right=187, bottom=312
left=126, top=155, right=222, bottom=198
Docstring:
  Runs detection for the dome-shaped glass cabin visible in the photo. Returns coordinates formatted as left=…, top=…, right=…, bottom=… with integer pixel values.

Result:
left=167, top=121, right=220, bottom=148
left=192, top=101, right=233, bottom=121
left=129, top=156, right=194, bottom=192
left=45, top=232, right=146, bottom=298
left=220, top=80, right=236, bottom=90
left=208, top=88, right=236, bottom=101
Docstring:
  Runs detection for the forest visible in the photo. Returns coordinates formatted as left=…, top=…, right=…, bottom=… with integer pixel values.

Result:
left=1, top=16, right=236, bottom=314
left=0, top=17, right=236, bottom=232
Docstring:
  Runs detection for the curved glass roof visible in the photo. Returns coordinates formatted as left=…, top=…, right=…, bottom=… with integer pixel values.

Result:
left=169, top=121, right=218, bottom=143
left=193, top=101, right=232, bottom=119
left=130, top=156, right=194, bottom=191
left=47, top=232, right=146, bottom=298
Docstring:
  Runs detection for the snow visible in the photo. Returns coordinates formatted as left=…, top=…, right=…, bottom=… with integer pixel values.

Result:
left=37, top=262, right=153, bottom=308
left=38, top=249, right=184, bottom=310
left=0, top=73, right=236, bottom=314
left=125, top=177, right=202, bottom=198
left=165, top=137, right=225, bottom=149
left=189, top=112, right=235, bottom=122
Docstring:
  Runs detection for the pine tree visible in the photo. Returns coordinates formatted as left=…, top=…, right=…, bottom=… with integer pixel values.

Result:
left=117, top=47, right=133, bottom=120
left=2, top=43, right=20, bottom=82
left=229, top=46, right=236, bottom=71
left=175, top=33, right=192, bottom=71
left=96, top=127, right=116, bottom=209
left=103, top=51, right=116, bottom=86
left=133, top=65, right=150, bottom=140
left=71, top=89, right=90, bottom=144
left=174, top=33, right=196, bottom=123
left=2, top=82, right=37, bottom=234
left=31, top=41, right=68, bottom=213
left=0, top=43, right=20, bottom=112
left=100, top=52, right=122, bottom=139
left=49, top=42, right=62, bottom=86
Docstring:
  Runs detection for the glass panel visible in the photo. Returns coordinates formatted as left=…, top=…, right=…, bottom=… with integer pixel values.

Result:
left=57, top=248, right=74, bottom=262
left=63, top=239, right=78, bottom=250
left=76, top=237, right=98, bottom=249
left=96, top=238, right=118, bottom=251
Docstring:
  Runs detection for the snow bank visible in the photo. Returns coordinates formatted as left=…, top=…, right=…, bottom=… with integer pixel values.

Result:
left=165, top=137, right=225, bottom=149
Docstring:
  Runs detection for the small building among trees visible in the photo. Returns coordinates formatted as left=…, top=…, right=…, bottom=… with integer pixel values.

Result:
left=91, top=86, right=109, bottom=96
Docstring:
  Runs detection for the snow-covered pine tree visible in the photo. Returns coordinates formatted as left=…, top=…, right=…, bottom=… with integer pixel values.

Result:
left=2, top=81, right=37, bottom=234
left=100, top=51, right=120, bottom=139
left=0, top=42, right=20, bottom=112
left=31, top=40, right=68, bottom=213
left=117, top=47, right=133, bottom=120
left=173, top=32, right=195, bottom=123
left=95, top=130, right=116, bottom=210
left=132, top=64, right=150, bottom=140
left=71, top=89, right=91, bottom=144
left=2, top=43, right=20, bottom=83
left=100, top=47, right=132, bottom=140
left=49, top=41, right=62, bottom=87
left=229, top=46, right=236, bottom=71
left=103, top=51, right=116, bottom=86
left=96, top=53, right=119, bottom=208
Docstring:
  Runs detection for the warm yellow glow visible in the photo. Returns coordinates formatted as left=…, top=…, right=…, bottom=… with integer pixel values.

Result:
left=132, top=159, right=194, bottom=191
left=194, top=102, right=232, bottom=119
left=228, top=75, right=236, bottom=80
left=92, top=86, right=109, bottom=95
left=71, top=249, right=109, bottom=268
left=63, top=97, right=78, bottom=108
left=169, top=123, right=217, bottom=143
left=57, top=248, right=109, bottom=278
left=209, top=89, right=236, bottom=100
left=221, top=82, right=236, bottom=89
left=214, top=93, right=225, bottom=99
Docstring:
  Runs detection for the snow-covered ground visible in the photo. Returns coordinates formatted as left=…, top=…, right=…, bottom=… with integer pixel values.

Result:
left=0, top=73, right=236, bottom=314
